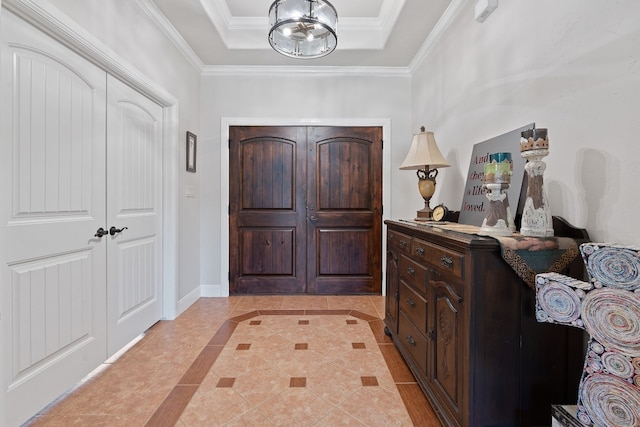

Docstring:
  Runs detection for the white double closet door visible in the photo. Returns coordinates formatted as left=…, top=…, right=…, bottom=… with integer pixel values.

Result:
left=1, top=11, right=163, bottom=426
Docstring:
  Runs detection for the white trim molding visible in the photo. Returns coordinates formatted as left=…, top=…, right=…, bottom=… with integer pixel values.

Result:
left=409, top=0, right=470, bottom=73
left=202, top=65, right=411, bottom=78
left=135, top=0, right=204, bottom=72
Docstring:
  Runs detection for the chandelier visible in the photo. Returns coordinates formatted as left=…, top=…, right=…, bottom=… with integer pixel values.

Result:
left=268, top=0, right=338, bottom=59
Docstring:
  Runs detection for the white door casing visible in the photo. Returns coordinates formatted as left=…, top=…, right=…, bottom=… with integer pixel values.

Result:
left=106, top=75, right=164, bottom=356
left=1, top=10, right=107, bottom=426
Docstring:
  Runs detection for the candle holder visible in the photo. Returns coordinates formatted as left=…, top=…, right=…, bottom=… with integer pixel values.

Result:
left=519, top=128, right=554, bottom=237
left=478, top=153, right=515, bottom=236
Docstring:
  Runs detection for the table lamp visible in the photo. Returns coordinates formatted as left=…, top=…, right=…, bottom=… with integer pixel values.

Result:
left=400, top=127, right=451, bottom=221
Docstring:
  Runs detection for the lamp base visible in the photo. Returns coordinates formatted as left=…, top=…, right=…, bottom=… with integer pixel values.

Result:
left=415, top=206, right=433, bottom=221
left=414, top=170, right=437, bottom=221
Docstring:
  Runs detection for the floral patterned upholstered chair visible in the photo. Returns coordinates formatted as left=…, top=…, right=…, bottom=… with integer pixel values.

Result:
left=535, top=242, right=640, bottom=427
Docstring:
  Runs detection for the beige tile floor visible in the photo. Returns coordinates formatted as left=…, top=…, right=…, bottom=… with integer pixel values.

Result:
left=24, top=296, right=442, bottom=427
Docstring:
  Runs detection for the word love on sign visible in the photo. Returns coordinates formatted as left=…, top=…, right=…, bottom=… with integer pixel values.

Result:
left=458, top=124, right=532, bottom=227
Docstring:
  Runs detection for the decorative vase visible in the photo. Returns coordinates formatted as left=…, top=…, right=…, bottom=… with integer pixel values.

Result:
left=478, top=153, right=515, bottom=236
left=520, top=129, right=554, bottom=237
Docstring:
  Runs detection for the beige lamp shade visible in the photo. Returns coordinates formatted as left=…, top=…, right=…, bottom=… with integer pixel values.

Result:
left=400, top=128, right=451, bottom=170
left=400, top=127, right=450, bottom=221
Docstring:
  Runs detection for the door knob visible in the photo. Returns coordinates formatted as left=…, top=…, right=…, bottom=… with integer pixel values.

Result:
left=109, top=226, right=128, bottom=236
left=94, top=227, right=109, bottom=238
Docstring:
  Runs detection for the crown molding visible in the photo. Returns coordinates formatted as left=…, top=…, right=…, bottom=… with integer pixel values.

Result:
left=135, top=0, right=204, bottom=72
left=2, top=0, right=177, bottom=106
left=207, top=0, right=405, bottom=50
left=408, top=0, right=470, bottom=74
left=202, top=0, right=232, bottom=44
left=377, top=0, right=405, bottom=44
left=201, top=64, right=411, bottom=78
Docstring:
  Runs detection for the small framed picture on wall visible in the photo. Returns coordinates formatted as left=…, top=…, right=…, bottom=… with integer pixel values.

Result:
left=186, top=131, right=197, bottom=172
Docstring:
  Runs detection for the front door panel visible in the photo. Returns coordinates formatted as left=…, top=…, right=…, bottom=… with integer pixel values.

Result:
left=307, top=127, right=382, bottom=294
left=229, top=126, right=307, bottom=293
left=229, top=126, right=382, bottom=294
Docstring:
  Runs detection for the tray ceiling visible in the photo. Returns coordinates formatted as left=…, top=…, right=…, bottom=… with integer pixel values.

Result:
left=148, top=0, right=457, bottom=68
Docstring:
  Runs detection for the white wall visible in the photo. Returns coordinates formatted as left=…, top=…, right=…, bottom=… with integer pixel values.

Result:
left=43, top=0, right=203, bottom=308
left=8, top=0, right=636, bottom=307
left=411, top=0, right=640, bottom=245
left=199, top=72, right=411, bottom=292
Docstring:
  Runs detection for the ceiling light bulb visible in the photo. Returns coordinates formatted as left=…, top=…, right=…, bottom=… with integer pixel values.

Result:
left=306, top=33, right=314, bottom=42
left=282, top=27, right=292, bottom=37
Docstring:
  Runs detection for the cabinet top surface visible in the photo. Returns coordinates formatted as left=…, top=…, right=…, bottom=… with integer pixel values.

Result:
left=385, top=219, right=500, bottom=249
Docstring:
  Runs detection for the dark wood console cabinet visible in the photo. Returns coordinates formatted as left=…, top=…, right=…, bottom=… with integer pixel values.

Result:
left=384, top=219, right=588, bottom=427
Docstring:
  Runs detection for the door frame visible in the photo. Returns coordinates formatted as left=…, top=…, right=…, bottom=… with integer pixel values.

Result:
left=1, top=0, right=180, bottom=319
left=219, top=118, right=391, bottom=297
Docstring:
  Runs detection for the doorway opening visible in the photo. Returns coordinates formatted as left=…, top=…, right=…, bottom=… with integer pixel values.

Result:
left=221, top=120, right=391, bottom=296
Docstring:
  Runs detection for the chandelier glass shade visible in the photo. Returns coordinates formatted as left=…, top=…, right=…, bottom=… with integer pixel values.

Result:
left=268, top=0, right=338, bottom=59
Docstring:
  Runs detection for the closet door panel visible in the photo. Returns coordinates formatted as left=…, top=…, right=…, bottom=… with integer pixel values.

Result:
left=106, top=74, right=163, bottom=356
left=1, top=10, right=107, bottom=426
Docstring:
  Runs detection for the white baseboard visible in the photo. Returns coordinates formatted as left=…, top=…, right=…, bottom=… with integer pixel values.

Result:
left=200, top=284, right=229, bottom=298
left=174, top=284, right=228, bottom=319
left=176, top=286, right=201, bottom=317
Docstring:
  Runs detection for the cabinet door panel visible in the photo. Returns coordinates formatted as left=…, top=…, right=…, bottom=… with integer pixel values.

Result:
left=385, top=248, right=399, bottom=333
left=430, top=280, right=464, bottom=425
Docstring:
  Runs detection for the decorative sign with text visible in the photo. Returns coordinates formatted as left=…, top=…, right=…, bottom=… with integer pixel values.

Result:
left=458, top=123, right=534, bottom=227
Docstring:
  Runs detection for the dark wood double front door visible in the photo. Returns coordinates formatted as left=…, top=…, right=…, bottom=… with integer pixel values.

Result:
left=229, top=126, right=382, bottom=294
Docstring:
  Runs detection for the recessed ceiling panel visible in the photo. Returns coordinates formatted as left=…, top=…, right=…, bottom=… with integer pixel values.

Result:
left=150, top=0, right=455, bottom=67
left=226, top=0, right=385, bottom=18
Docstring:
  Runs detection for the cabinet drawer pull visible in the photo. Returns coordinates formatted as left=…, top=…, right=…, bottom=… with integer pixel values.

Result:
left=399, top=240, right=408, bottom=248
left=428, top=329, right=436, bottom=341
left=415, top=247, right=425, bottom=256
left=406, top=335, right=416, bottom=347
left=441, top=256, right=454, bottom=269
left=406, top=298, right=416, bottom=308
left=406, top=267, right=415, bottom=277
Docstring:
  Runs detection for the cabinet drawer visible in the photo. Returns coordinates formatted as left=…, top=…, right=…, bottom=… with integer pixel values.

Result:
left=399, top=255, right=427, bottom=295
left=398, top=311, right=428, bottom=377
left=399, top=281, right=427, bottom=331
left=413, top=238, right=464, bottom=280
left=388, top=230, right=412, bottom=255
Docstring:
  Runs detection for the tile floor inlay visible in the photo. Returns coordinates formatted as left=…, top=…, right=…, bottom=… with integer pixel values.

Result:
left=25, top=297, right=442, bottom=426
left=362, top=376, right=380, bottom=387
left=289, top=377, right=307, bottom=388
left=216, top=378, right=235, bottom=388
left=169, top=310, right=413, bottom=426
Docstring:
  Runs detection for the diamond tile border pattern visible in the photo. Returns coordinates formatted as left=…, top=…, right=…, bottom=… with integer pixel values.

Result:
left=146, top=309, right=412, bottom=426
